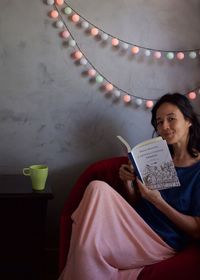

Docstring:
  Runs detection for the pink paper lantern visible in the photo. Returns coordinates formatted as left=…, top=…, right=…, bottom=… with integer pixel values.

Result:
left=105, top=83, right=114, bottom=91
left=61, top=30, right=70, bottom=39
left=88, top=69, right=96, bottom=77
left=131, top=46, right=140, bottom=54
left=74, top=51, right=83, bottom=60
left=91, top=28, right=99, bottom=36
left=112, top=38, right=119, bottom=47
left=176, top=52, right=185, bottom=60
left=50, top=10, right=58, bottom=18
left=188, top=91, right=197, bottom=100
left=154, top=51, right=161, bottom=59
left=72, top=14, right=80, bottom=23
left=146, top=100, right=154, bottom=108
left=123, top=95, right=132, bottom=103
left=55, top=0, right=64, bottom=5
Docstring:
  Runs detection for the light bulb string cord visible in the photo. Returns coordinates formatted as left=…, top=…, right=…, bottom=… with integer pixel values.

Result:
left=54, top=4, right=200, bottom=101
left=63, top=0, right=200, bottom=53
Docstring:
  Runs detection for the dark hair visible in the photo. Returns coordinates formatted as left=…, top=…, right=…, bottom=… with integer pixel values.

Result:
left=151, top=93, right=200, bottom=158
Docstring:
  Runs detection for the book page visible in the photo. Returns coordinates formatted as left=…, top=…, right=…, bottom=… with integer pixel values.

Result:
left=132, top=138, right=180, bottom=190
left=117, top=135, right=131, bottom=153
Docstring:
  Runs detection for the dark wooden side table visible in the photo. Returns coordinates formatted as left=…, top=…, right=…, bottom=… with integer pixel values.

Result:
left=0, top=174, right=54, bottom=280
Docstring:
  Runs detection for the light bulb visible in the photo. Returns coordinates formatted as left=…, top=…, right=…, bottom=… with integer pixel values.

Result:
left=131, top=46, right=140, bottom=54
left=145, top=50, right=151, bottom=56
left=154, top=51, right=161, bottom=59
left=105, top=83, right=114, bottom=91
left=189, top=52, right=197, bottom=59
left=72, top=14, right=80, bottom=23
left=121, top=42, right=129, bottom=50
left=88, top=69, right=96, bottom=77
left=176, top=52, right=184, bottom=60
left=81, top=21, right=89, bottom=29
left=146, top=100, right=154, bottom=108
left=101, top=33, right=109, bottom=41
left=46, top=0, right=54, bottom=5
left=64, top=7, right=72, bottom=15
left=91, top=28, right=99, bottom=36
left=74, top=51, right=83, bottom=60
left=55, top=20, right=64, bottom=28
left=55, top=0, right=64, bottom=5
left=113, top=89, right=121, bottom=98
left=166, top=52, right=174, bottom=60
left=61, top=30, right=70, bottom=39
left=123, top=95, right=131, bottom=103
left=68, top=39, right=76, bottom=47
left=135, top=98, right=142, bottom=106
left=79, top=58, right=87, bottom=65
left=112, top=38, right=119, bottom=47
left=95, top=75, right=103, bottom=83
left=188, top=91, right=197, bottom=100
left=50, top=10, right=59, bottom=18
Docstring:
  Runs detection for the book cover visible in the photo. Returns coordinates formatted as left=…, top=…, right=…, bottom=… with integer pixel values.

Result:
left=117, top=135, right=180, bottom=190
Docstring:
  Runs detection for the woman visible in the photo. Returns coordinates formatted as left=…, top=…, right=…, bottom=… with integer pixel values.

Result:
left=59, top=93, right=200, bottom=280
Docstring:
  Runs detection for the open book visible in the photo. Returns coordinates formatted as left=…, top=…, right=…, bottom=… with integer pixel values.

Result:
left=117, top=135, right=180, bottom=190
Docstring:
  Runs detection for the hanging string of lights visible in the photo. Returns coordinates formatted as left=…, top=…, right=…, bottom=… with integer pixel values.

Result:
left=45, top=0, right=200, bottom=108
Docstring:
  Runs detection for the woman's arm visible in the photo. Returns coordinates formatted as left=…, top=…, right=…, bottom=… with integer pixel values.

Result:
left=136, top=178, right=200, bottom=239
left=119, top=163, right=141, bottom=205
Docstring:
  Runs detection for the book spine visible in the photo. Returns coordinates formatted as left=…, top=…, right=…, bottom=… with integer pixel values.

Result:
left=128, top=152, right=143, bottom=182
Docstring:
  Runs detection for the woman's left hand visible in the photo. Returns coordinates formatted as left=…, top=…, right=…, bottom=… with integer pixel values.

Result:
left=136, top=177, right=164, bottom=206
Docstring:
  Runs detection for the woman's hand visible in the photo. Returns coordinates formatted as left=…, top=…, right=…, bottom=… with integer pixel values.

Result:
left=136, top=178, right=164, bottom=206
left=119, top=162, right=136, bottom=182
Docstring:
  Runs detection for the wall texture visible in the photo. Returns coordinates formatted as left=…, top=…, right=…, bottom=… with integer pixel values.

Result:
left=0, top=0, right=200, bottom=252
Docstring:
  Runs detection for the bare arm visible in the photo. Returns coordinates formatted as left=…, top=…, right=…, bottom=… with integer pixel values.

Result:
left=136, top=178, right=200, bottom=239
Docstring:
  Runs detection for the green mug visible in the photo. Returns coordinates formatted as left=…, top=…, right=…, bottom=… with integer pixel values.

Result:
left=23, top=165, right=48, bottom=191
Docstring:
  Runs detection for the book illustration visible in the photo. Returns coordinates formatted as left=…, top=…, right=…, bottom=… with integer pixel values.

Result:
left=143, top=160, right=180, bottom=190
left=117, top=135, right=180, bottom=190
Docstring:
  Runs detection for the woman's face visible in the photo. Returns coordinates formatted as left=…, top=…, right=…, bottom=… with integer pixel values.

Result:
left=155, top=102, right=191, bottom=146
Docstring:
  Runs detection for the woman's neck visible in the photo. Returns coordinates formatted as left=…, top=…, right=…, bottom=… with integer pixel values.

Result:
left=172, top=147, right=200, bottom=167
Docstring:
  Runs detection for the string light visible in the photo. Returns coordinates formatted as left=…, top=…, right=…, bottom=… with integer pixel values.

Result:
left=154, top=51, right=162, bottom=59
left=105, top=83, right=114, bottom=91
left=71, top=14, right=80, bottom=23
left=112, top=38, right=120, bottom=47
left=46, top=2, right=200, bottom=108
left=88, top=69, right=96, bottom=77
left=55, top=20, right=64, bottom=28
left=131, top=46, right=140, bottom=54
left=64, top=6, right=72, bottom=15
left=146, top=100, right=154, bottom=109
left=176, top=52, right=184, bottom=60
left=91, top=27, right=99, bottom=36
left=50, top=10, right=59, bottom=18
left=60, top=1, right=200, bottom=60
left=74, top=51, right=83, bottom=60
left=46, top=0, right=55, bottom=5
left=188, top=91, right=197, bottom=100
left=61, top=30, right=70, bottom=39
left=55, top=0, right=64, bottom=5
left=123, top=94, right=132, bottom=103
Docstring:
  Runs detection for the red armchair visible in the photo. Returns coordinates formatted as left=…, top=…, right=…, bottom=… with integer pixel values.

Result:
left=58, top=157, right=200, bottom=280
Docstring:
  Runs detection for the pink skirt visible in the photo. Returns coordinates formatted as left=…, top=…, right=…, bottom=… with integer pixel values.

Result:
left=58, top=180, right=176, bottom=280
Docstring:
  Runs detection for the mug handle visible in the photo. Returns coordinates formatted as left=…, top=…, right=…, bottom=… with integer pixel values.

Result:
left=23, top=168, right=30, bottom=176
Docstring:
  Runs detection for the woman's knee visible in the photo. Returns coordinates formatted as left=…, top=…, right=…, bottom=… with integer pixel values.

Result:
left=87, top=180, right=111, bottom=193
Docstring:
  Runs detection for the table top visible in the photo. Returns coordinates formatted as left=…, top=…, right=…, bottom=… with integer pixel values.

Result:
left=0, top=174, right=54, bottom=199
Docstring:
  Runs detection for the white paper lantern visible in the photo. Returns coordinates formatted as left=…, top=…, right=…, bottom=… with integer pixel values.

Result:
left=101, top=33, right=109, bottom=41
left=55, top=20, right=64, bottom=28
left=46, top=0, right=54, bottom=5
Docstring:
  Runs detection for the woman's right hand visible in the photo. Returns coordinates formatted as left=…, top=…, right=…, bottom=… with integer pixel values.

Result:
left=119, top=162, right=136, bottom=182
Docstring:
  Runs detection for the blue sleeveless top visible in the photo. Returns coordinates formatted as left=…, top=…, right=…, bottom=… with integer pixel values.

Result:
left=134, top=160, right=200, bottom=251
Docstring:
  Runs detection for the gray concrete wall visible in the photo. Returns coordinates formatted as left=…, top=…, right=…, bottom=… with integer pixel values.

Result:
left=0, top=0, right=200, bottom=252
